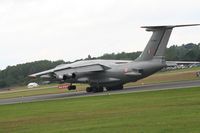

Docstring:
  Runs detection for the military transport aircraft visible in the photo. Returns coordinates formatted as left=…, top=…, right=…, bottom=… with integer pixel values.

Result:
left=29, top=24, right=200, bottom=93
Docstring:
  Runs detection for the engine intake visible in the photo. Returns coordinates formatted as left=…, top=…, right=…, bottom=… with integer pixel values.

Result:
left=62, top=73, right=76, bottom=80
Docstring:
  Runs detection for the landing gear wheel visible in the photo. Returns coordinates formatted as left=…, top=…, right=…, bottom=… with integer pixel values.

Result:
left=68, top=85, right=76, bottom=90
left=106, top=85, right=123, bottom=91
left=86, top=87, right=93, bottom=92
left=86, top=87, right=104, bottom=93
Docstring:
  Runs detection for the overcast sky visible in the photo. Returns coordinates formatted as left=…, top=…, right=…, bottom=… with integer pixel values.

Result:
left=0, top=0, right=200, bottom=70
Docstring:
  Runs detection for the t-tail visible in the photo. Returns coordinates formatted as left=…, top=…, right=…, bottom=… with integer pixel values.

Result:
left=135, top=24, right=200, bottom=61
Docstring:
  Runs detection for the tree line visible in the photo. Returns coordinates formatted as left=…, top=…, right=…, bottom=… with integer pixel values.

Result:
left=96, top=43, right=200, bottom=61
left=0, top=43, right=200, bottom=89
left=0, top=60, right=64, bottom=88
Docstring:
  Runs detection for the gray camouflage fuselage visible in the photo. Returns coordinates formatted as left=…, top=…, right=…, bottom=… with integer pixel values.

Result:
left=55, top=58, right=165, bottom=87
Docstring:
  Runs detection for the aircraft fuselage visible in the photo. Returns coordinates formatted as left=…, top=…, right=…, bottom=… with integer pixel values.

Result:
left=55, top=59, right=165, bottom=88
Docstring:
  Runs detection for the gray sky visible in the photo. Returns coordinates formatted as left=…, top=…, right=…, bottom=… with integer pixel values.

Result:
left=1, top=0, right=200, bottom=70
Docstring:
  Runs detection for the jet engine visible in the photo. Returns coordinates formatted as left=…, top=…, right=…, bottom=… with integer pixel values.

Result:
left=62, top=73, right=76, bottom=80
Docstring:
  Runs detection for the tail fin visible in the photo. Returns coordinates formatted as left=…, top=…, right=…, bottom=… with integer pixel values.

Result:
left=135, top=24, right=200, bottom=61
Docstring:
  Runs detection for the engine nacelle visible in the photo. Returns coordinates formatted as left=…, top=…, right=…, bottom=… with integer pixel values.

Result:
left=61, top=73, right=76, bottom=80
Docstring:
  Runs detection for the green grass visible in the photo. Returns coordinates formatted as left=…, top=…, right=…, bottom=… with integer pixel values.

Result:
left=0, top=84, right=88, bottom=99
left=0, top=87, right=200, bottom=133
left=0, top=87, right=67, bottom=99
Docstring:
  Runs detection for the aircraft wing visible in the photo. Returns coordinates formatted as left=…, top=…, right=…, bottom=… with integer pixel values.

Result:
left=29, top=69, right=54, bottom=78
left=29, top=64, right=110, bottom=78
left=55, top=64, right=109, bottom=73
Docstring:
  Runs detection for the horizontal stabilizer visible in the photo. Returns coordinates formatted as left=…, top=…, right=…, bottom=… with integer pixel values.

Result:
left=142, top=24, right=200, bottom=31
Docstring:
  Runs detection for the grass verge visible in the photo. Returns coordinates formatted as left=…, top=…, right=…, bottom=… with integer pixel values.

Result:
left=0, top=86, right=200, bottom=133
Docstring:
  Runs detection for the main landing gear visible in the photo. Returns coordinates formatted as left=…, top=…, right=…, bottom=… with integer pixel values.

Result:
left=68, top=84, right=76, bottom=90
left=86, top=86, right=104, bottom=93
left=66, top=84, right=123, bottom=93
left=86, top=85, right=123, bottom=93
left=106, top=85, right=123, bottom=91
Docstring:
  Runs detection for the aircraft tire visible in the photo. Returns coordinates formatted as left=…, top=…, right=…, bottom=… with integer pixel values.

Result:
left=86, top=87, right=93, bottom=92
left=106, top=85, right=123, bottom=91
left=106, top=87, right=112, bottom=91
left=68, top=85, right=76, bottom=90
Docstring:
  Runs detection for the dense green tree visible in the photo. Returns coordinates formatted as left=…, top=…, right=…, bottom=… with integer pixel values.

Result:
left=0, top=80, right=7, bottom=88
left=0, top=60, right=65, bottom=89
left=99, top=51, right=141, bottom=60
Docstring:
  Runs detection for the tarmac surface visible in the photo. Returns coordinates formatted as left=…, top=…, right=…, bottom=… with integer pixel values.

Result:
left=0, top=80, right=200, bottom=105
